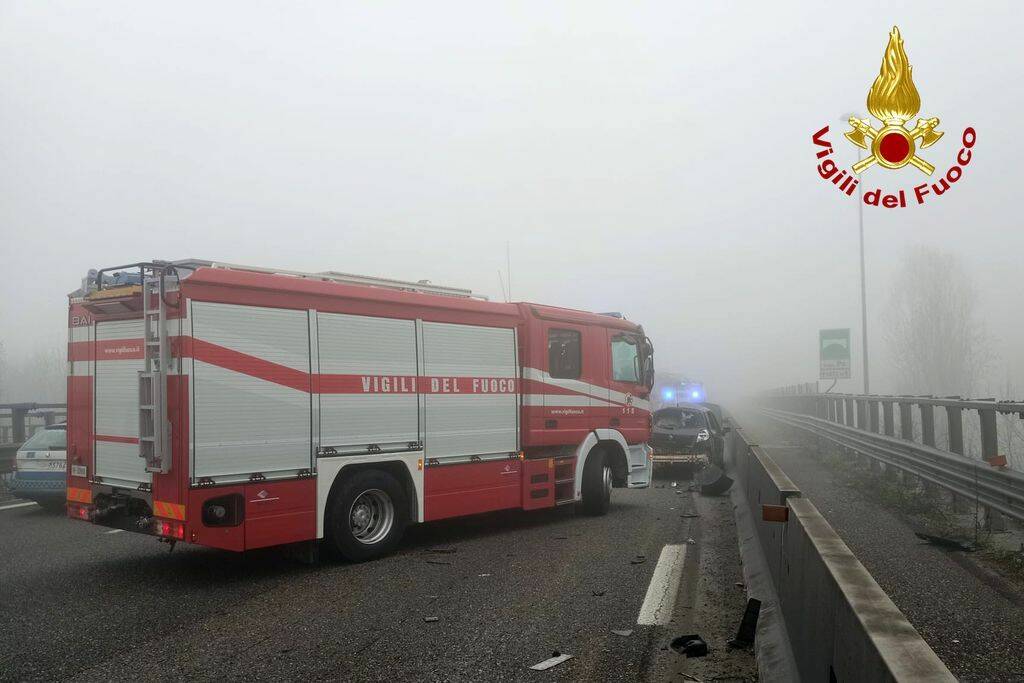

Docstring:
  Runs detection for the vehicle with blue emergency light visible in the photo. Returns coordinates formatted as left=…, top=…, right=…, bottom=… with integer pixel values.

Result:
left=654, top=377, right=707, bottom=408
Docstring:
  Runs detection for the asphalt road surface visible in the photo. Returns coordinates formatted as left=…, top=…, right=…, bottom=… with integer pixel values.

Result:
left=0, top=474, right=755, bottom=682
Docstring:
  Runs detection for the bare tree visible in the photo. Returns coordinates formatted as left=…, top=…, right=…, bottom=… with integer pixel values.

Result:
left=883, top=246, right=991, bottom=397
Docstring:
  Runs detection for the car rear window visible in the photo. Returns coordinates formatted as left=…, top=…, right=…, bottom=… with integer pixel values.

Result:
left=20, top=427, right=67, bottom=451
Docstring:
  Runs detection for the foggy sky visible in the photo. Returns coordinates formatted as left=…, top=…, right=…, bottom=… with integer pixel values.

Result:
left=2, top=2, right=1023, bottom=401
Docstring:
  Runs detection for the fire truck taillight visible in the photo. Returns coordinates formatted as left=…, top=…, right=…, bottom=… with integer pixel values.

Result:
left=69, top=504, right=91, bottom=521
left=155, top=520, right=185, bottom=541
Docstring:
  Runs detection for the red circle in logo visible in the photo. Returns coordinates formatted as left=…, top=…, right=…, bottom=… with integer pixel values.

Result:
left=878, top=132, right=910, bottom=163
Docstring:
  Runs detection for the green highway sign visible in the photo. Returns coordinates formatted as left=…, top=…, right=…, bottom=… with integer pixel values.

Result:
left=819, top=328, right=851, bottom=380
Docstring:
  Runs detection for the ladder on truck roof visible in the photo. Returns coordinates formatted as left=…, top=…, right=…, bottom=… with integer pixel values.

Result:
left=138, top=267, right=174, bottom=474
left=90, top=259, right=487, bottom=300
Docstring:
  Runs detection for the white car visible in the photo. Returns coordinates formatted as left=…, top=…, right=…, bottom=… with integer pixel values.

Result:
left=7, top=423, right=67, bottom=510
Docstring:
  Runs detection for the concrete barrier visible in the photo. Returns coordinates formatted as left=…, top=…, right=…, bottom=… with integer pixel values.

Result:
left=735, top=435, right=800, bottom=585
left=731, top=421, right=954, bottom=682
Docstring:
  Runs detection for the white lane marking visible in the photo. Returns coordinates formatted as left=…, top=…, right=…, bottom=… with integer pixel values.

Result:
left=637, top=544, right=687, bottom=625
left=105, top=529, right=124, bottom=534
left=0, top=501, right=38, bottom=511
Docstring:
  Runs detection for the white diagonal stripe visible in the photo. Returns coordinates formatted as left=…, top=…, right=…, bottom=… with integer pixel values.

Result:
left=637, top=544, right=687, bottom=625
left=0, top=501, right=38, bottom=512
left=523, top=367, right=650, bottom=410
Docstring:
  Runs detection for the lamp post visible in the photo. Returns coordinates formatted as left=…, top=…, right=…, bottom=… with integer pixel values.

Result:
left=842, top=113, right=870, bottom=394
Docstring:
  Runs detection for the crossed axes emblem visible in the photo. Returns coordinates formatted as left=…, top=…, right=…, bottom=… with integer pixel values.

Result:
left=844, top=116, right=944, bottom=175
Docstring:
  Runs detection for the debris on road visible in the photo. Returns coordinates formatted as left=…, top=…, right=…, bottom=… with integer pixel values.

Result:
left=611, top=629, right=633, bottom=637
left=592, top=590, right=606, bottom=596
left=680, top=512, right=700, bottom=518
left=478, top=573, right=492, bottom=577
left=424, top=616, right=439, bottom=623
left=697, top=465, right=733, bottom=496
left=678, top=673, right=704, bottom=682
left=631, top=555, right=646, bottom=565
left=553, top=535, right=568, bottom=540
left=427, top=545, right=457, bottom=554
left=727, top=598, right=761, bottom=649
left=914, top=532, right=975, bottom=552
left=426, top=559, right=452, bottom=566
left=671, top=482, right=678, bottom=487
left=734, top=582, right=744, bottom=589
left=670, top=634, right=708, bottom=658
left=529, top=651, right=573, bottom=671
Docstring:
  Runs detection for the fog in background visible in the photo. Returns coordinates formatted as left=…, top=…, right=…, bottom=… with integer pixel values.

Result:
left=2, top=2, right=1023, bottom=403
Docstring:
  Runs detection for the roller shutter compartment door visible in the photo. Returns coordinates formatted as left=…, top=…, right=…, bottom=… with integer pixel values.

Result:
left=94, top=319, right=150, bottom=486
left=191, top=302, right=312, bottom=482
left=317, top=312, right=419, bottom=451
left=421, top=322, right=518, bottom=458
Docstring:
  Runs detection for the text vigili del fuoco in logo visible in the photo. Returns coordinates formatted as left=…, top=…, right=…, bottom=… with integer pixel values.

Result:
left=812, top=26, right=975, bottom=208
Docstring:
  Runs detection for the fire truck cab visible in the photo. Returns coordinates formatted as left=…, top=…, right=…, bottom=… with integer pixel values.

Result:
left=66, top=260, right=654, bottom=560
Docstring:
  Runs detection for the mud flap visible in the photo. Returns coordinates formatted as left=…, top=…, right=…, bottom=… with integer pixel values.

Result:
left=627, top=444, right=653, bottom=488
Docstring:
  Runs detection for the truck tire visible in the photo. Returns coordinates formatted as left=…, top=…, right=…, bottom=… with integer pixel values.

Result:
left=327, top=469, right=408, bottom=562
left=581, top=449, right=612, bottom=516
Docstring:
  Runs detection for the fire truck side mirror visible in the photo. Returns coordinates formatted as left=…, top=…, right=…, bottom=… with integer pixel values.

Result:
left=642, top=356, right=655, bottom=389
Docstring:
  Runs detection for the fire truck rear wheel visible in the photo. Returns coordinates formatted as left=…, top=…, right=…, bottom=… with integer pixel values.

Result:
left=328, top=470, right=408, bottom=562
left=581, top=450, right=612, bottom=516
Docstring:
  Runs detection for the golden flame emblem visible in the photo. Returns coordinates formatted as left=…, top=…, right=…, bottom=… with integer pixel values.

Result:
left=844, top=27, right=943, bottom=175
left=867, top=27, right=920, bottom=124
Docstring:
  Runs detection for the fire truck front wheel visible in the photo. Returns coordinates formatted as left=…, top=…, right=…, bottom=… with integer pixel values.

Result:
left=327, top=469, right=408, bottom=561
left=581, top=450, right=612, bottom=516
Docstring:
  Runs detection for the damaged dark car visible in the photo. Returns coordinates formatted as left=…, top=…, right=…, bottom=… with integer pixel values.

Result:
left=649, top=405, right=728, bottom=466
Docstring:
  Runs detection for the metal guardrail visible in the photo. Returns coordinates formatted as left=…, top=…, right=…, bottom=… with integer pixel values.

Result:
left=764, top=387, right=1024, bottom=526
left=763, top=408, right=1024, bottom=523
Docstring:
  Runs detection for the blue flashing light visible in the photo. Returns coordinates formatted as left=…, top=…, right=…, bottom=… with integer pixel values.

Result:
left=662, top=389, right=675, bottom=401
left=691, top=390, right=700, bottom=399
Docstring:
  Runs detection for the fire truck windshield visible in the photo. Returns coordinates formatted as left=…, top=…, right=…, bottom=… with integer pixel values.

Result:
left=611, top=333, right=641, bottom=383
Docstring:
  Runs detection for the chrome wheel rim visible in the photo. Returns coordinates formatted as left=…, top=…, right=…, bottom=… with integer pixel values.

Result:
left=602, top=466, right=612, bottom=499
left=349, top=489, right=394, bottom=545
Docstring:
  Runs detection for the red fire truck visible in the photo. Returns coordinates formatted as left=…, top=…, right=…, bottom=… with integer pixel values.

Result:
left=66, top=260, right=655, bottom=560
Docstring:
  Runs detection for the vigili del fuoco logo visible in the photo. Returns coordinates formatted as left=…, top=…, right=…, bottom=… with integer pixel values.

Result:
left=812, top=26, right=975, bottom=208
